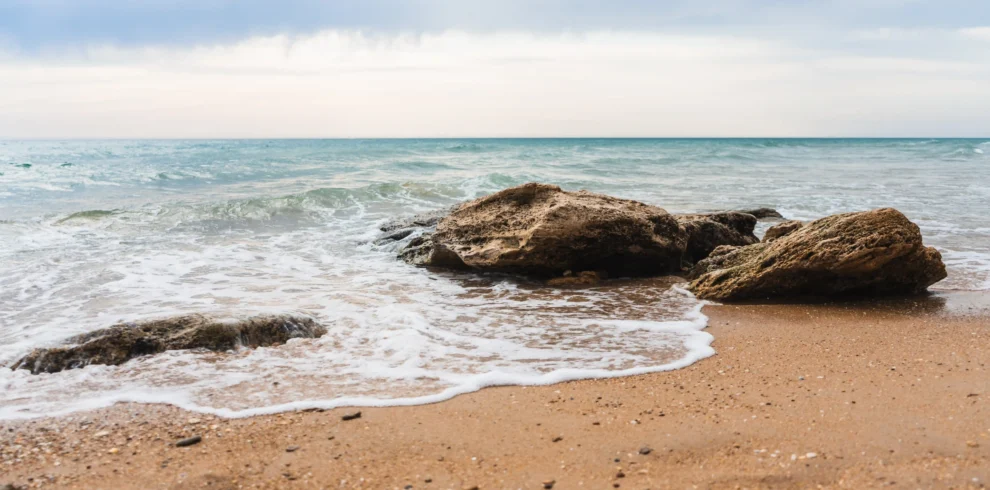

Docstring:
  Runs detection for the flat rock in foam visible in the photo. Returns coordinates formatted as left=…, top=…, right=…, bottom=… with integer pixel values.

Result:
left=11, top=314, right=326, bottom=374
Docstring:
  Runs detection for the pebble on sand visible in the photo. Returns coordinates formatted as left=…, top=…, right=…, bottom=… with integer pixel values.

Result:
left=543, top=480, right=556, bottom=489
left=341, top=411, right=362, bottom=421
left=175, top=436, right=203, bottom=447
left=638, top=446, right=652, bottom=455
left=286, top=445, right=300, bottom=452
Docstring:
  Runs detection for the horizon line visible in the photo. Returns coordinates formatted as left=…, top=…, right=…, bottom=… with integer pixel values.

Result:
left=3, top=136, right=989, bottom=141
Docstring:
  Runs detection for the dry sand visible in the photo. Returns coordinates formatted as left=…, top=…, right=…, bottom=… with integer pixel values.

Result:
left=3, top=292, right=990, bottom=489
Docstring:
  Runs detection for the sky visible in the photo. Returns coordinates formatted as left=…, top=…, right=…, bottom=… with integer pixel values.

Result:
left=0, top=0, right=989, bottom=137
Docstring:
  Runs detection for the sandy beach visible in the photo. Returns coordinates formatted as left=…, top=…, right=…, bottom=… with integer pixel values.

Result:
left=3, top=292, right=989, bottom=489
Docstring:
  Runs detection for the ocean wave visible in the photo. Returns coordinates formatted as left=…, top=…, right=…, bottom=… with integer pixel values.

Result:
left=444, top=142, right=486, bottom=153
left=32, top=179, right=512, bottom=231
left=3, top=138, right=990, bottom=420
left=54, top=209, right=120, bottom=225
left=389, top=160, right=457, bottom=171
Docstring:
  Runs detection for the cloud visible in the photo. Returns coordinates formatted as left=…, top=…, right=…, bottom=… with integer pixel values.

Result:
left=959, top=27, right=990, bottom=41
left=0, top=29, right=988, bottom=137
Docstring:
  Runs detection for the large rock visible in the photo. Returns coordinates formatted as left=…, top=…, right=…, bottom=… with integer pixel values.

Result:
left=676, top=212, right=759, bottom=264
left=401, top=183, right=689, bottom=277
left=11, top=314, right=326, bottom=374
left=688, top=208, right=946, bottom=301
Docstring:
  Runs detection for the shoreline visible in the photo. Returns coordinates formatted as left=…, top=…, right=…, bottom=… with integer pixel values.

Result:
left=3, top=292, right=990, bottom=489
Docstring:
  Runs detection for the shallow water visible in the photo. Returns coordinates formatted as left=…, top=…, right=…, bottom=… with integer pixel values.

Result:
left=1, top=138, right=988, bottom=419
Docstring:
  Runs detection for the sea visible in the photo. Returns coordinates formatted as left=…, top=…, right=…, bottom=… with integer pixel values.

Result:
left=1, top=138, right=988, bottom=420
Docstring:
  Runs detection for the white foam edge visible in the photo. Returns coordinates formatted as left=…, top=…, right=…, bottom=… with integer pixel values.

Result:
left=0, top=288, right=714, bottom=421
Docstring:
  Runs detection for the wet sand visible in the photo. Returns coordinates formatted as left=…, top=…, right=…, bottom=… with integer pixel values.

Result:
left=3, top=292, right=990, bottom=489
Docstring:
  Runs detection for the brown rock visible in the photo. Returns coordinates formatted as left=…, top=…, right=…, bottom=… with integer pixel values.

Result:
left=11, top=314, right=326, bottom=374
left=398, top=233, right=465, bottom=269
left=762, top=220, right=804, bottom=242
left=688, top=208, right=946, bottom=301
left=676, top=212, right=759, bottom=263
left=401, top=183, right=688, bottom=277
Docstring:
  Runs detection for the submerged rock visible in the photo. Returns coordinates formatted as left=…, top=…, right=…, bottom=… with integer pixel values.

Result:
left=547, top=270, right=603, bottom=287
left=688, top=208, right=946, bottom=301
left=400, top=183, right=689, bottom=277
left=676, top=212, right=760, bottom=264
left=11, top=314, right=326, bottom=374
left=763, top=220, right=804, bottom=242
left=374, top=205, right=459, bottom=246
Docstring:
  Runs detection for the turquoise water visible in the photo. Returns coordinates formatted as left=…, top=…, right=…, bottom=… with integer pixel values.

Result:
left=1, top=138, right=988, bottom=418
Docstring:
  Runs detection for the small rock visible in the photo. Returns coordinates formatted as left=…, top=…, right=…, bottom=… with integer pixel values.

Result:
left=543, top=480, right=556, bottom=489
left=967, top=441, right=980, bottom=448
left=551, top=436, right=563, bottom=443
left=93, top=431, right=110, bottom=438
left=107, top=448, right=119, bottom=454
left=806, top=452, right=817, bottom=459
left=616, top=471, right=626, bottom=478
left=341, top=411, right=362, bottom=421
left=187, top=418, right=201, bottom=424
left=175, top=436, right=202, bottom=447
left=638, top=446, right=652, bottom=455
left=286, top=446, right=300, bottom=453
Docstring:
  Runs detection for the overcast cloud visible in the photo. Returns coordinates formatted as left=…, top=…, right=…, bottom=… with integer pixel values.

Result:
left=1, top=1, right=988, bottom=137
